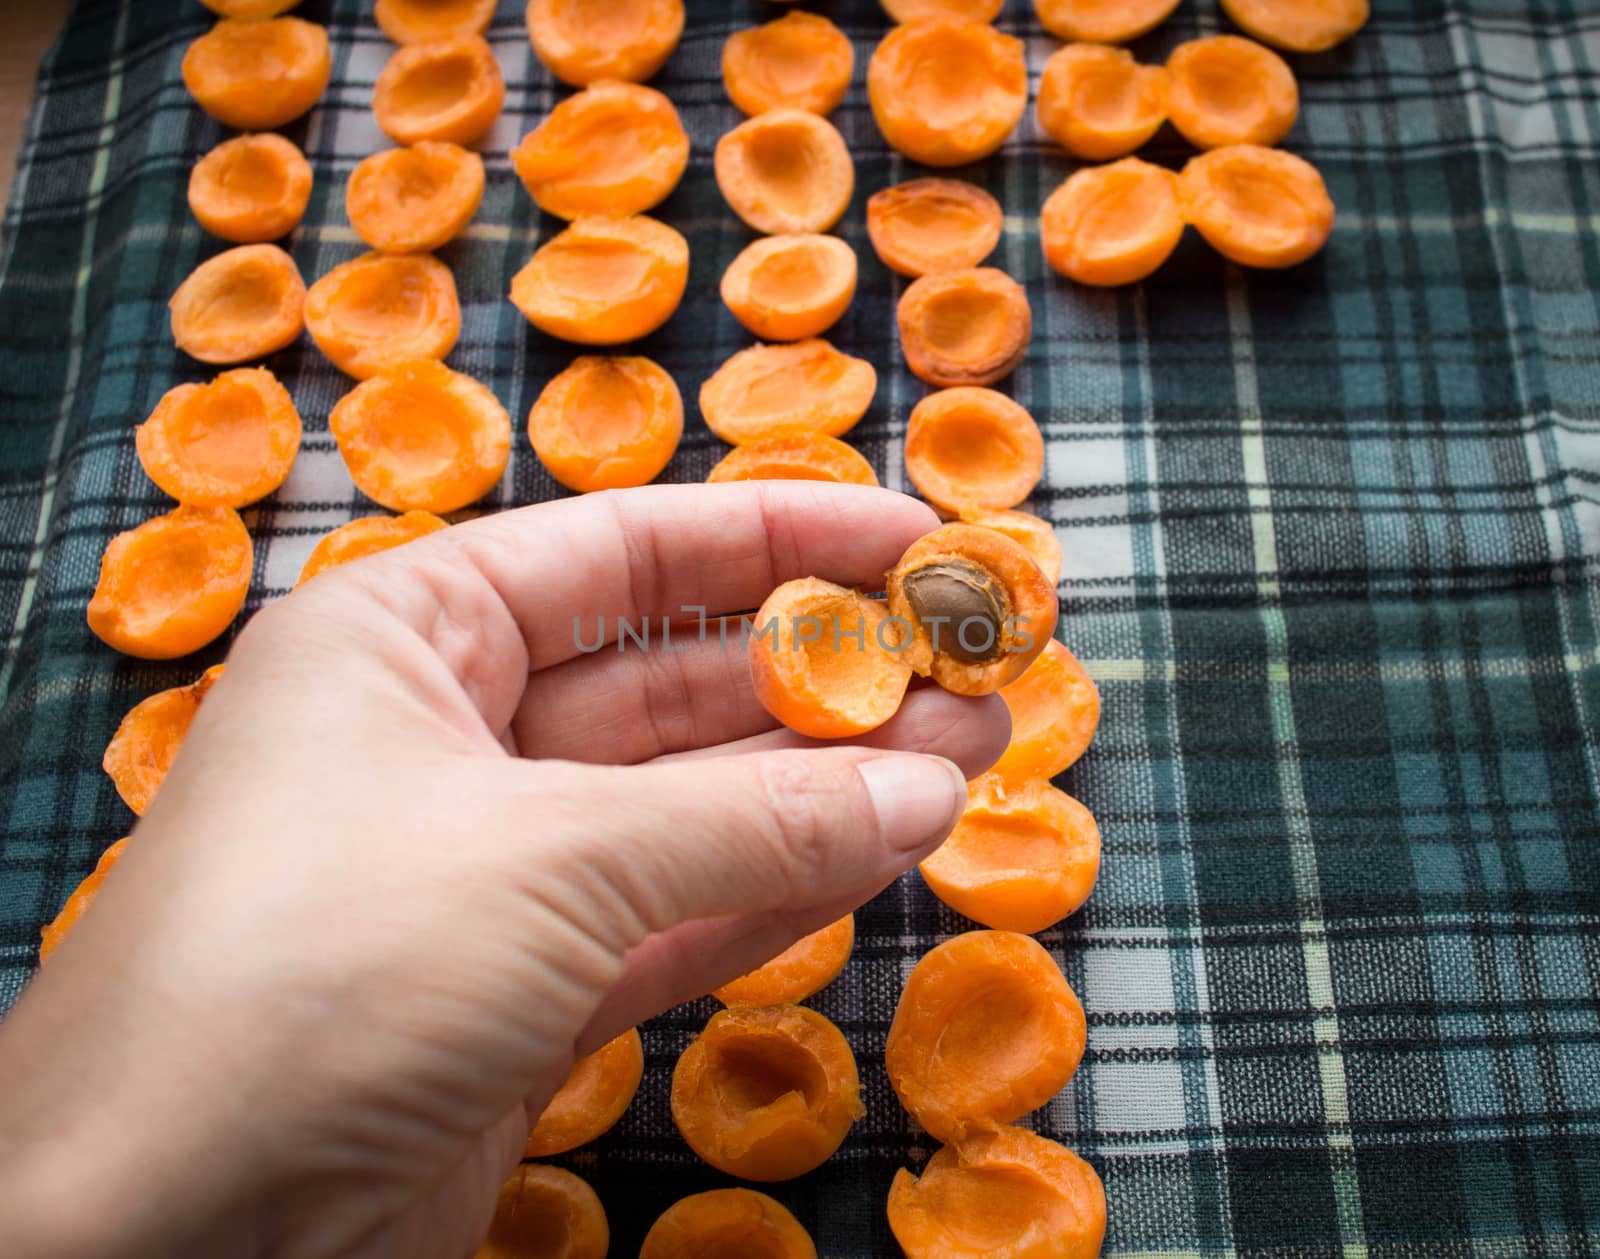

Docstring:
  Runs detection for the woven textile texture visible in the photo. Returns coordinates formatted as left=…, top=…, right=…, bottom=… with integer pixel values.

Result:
left=2, top=0, right=1600, bottom=1254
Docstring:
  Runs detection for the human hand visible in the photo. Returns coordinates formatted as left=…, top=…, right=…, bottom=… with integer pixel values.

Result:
left=0, top=483, right=1009, bottom=1259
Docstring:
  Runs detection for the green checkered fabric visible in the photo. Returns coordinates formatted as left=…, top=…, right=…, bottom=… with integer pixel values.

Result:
left=3, top=0, right=1599, bottom=1254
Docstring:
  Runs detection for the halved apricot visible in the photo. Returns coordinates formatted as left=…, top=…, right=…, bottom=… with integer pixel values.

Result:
left=1034, top=0, right=1180, bottom=44
left=886, top=522, right=1057, bottom=696
left=526, top=1027, right=645, bottom=1157
left=1167, top=36, right=1298, bottom=150
left=183, top=17, right=330, bottom=130
left=476, top=1165, right=608, bottom=1259
left=376, top=0, right=496, bottom=45
left=373, top=34, right=504, bottom=147
left=1222, top=0, right=1370, bottom=52
left=868, top=20, right=1026, bottom=167
left=528, top=0, right=683, bottom=86
left=883, top=0, right=1002, bottom=20
left=1037, top=44, right=1168, bottom=162
left=102, top=665, right=225, bottom=815
left=87, top=507, right=253, bottom=660
left=136, top=369, right=300, bottom=509
left=201, top=0, right=300, bottom=15
left=905, top=388, right=1042, bottom=515
left=1042, top=157, right=1185, bottom=287
left=707, top=434, right=877, bottom=486
left=961, top=508, right=1062, bottom=588
left=528, top=355, right=683, bottom=491
left=512, top=80, right=689, bottom=220
left=714, top=915, right=855, bottom=1007
left=188, top=133, right=312, bottom=244
left=700, top=340, right=875, bottom=445
left=671, top=1003, right=863, bottom=1181
left=346, top=142, right=485, bottom=255
left=642, top=1189, right=816, bottom=1259
left=749, top=578, right=912, bottom=739
left=305, top=252, right=460, bottom=379
left=39, top=838, right=130, bottom=965
left=888, top=1127, right=1107, bottom=1259
left=296, top=512, right=449, bottom=585
left=921, top=774, right=1101, bottom=933
left=723, top=12, right=853, bottom=117
left=1177, top=144, right=1335, bottom=268
left=329, top=360, right=511, bottom=512
left=898, top=267, right=1031, bottom=388
left=721, top=234, right=856, bottom=343
left=170, top=244, right=305, bottom=365
left=885, top=930, right=1085, bottom=1141
left=866, top=179, right=1001, bottom=279
left=993, top=637, right=1101, bottom=781
left=510, top=216, right=688, bottom=346
left=715, top=109, right=854, bottom=236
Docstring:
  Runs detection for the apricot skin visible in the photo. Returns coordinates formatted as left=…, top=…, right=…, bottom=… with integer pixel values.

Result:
left=993, top=638, right=1102, bottom=780
left=39, top=839, right=131, bottom=964
left=525, top=1027, right=644, bottom=1157
left=714, top=915, right=855, bottom=1006
left=102, top=665, right=225, bottom=816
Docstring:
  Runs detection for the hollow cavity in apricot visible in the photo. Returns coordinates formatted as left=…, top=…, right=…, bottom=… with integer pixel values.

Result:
left=671, top=1003, right=863, bottom=1182
left=723, top=11, right=853, bottom=117
left=376, top=0, right=496, bottom=45
left=39, top=838, right=131, bottom=965
left=346, top=142, right=485, bottom=255
left=373, top=34, right=504, bottom=147
left=714, top=915, right=855, bottom=1007
left=510, top=215, right=688, bottom=347
left=883, top=0, right=1003, bottom=20
left=1177, top=144, right=1335, bottom=269
left=1034, top=0, right=1180, bottom=44
left=886, top=930, right=1086, bottom=1141
left=868, top=20, right=1026, bottom=167
left=183, top=17, right=331, bottom=130
left=136, top=369, right=301, bottom=509
left=475, top=1164, right=608, bottom=1259
left=1042, top=157, right=1185, bottom=288
left=87, top=508, right=253, bottom=660
left=512, top=79, right=689, bottom=220
left=528, top=0, right=684, bottom=86
left=1222, top=0, right=1370, bottom=52
left=1166, top=36, right=1298, bottom=150
left=528, top=355, right=683, bottom=492
left=962, top=508, right=1062, bottom=588
left=898, top=267, right=1031, bottom=388
left=305, top=251, right=460, bottom=379
left=189, top=133, right=313, bottom=244
left=170, top=243, right=306, bottom=365
left=905, top=387, right=1044, bottom=516
left=715, top=109, right=854, bottom=236
left=721, top=234, right=857, bottom=343
left=329, top=360, right=511, bottom=513
left=866, top=179, right=1002, bottom=279
left=708, top=434, right=877, bottom=487
left=701, top=340, right=875, bottom=446
left=888, top=1126, right=1107, bottom=1259
left=102, top=665, right=225, bottom=816
left=993, top=637, right=1101, bottom=781
left=526, top=1027, right=645, bottom=1157
left=642, top=1188, right=817, bottom=1259
left=1038, top=44, right=1169, bottom=162
left=297, top=512, right=449, bottom=586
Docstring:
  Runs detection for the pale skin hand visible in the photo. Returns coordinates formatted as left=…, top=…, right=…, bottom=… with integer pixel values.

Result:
left=0, top=483, right=1009, bottom=1259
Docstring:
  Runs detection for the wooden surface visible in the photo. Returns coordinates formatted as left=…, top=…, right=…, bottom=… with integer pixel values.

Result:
left=0, top=3, right=71, bottom=212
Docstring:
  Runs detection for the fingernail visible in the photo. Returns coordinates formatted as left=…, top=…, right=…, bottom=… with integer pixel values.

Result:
left=859, top=755, right=968, bottom=853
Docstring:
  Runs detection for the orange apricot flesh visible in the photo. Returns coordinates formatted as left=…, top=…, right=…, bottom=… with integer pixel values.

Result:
left=1042, top=157, right=1185, bottom=287
left=721, top=234, right=857, bottom=343
left=671, top=1003, right=863, bottom=1182
left=962, top=508, right=1062, bottom=588
left=868, top=20, right=1026, bottom=167
left=888, top=1127, right=1107, bottom=1259
left=921, top=774, right=1102, bottom=933
left=512, top=80, right=689, bottom=220
left=993, top=638, right=1101, bottom=780
left=136, top=369, right=301, bottom=509
left=510, top=215, right=688, bottom=346
left=527, top=0, right=685, bottom=87
left=866, top=179, right=1002, bottom=279
left=723, top=12, right=853, bottom=117
left=1034, top=0, right=1180, bottom=43
left=188, top=133, right=313, bottom=244
left=708, top=434, right=878, bottom=487
left=641, top=1189, right=817, bottom=1259
left=885, top=930, right=1086, bottom=1142
left=701, top=340, right=875, bottom=446
left=373, top=34, right=504, bottom=147
left=898, top=267, right=1031, bottom=389
left=883, top=0, right=1002, bottom=20
left=329, top=360, right=511, bottom=512
left=296, top=512, right=448, bottom=586
left=526, top=1027, right=645, bottom=1157
left=201, top=0, right=300, bottom=15
left=305, top=251, right=460, bottom=380
left=346, top=142, right=485, bottom=255
left=904, top=387, right=1044, bottom=515
left=87, top=508, right=253, bottom=660
left=376, top=0, right=496, bottom=45
left=102, top=665, right=225, bottom=816
left=39, top=838, right=131, bottom=965
left=1177, top=145, right=1335, bottom=268
left=714, top=915, right=855, bottom=1007
left=1222, top=0, right=1370, bottom=52
left=475, top=1164, right=608, bottom=1259
left=183, top=17, right=330, bottom=130
left=715, top=109, right=854, bottom=236
left=170, top=243, right=305, bottom=365
left=528, top=355, right=683, bottom=492
left=1037, top=44, right=1169, bottom=162
left=1166, top=36, right=1298, bottom=150
left=749, top=578, right=912, bottom=739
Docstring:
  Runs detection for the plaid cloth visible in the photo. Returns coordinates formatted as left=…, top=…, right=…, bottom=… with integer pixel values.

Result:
left=3, top=0, right=1599, bottom=1253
